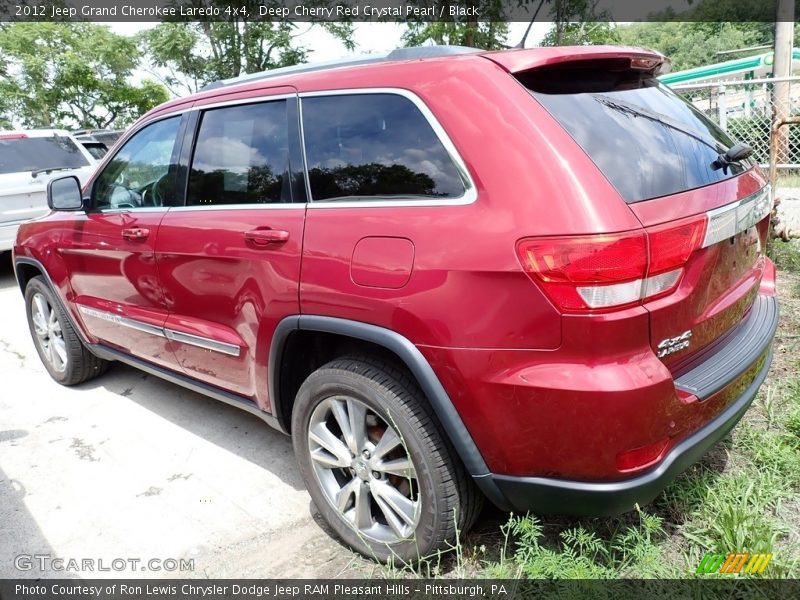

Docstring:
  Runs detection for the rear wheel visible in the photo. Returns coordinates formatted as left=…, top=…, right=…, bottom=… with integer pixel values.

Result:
left=292, top=356, right=482, bottom=563
left=24, top=276, right=108, bottom=386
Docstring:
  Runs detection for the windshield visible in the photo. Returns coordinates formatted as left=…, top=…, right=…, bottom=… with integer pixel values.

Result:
left=521, top=69, right=753, bottom=203
left=0, top=135, right=90, bottom=175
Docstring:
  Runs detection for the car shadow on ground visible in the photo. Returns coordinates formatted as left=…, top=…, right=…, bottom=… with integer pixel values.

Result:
left=0, top=462, right=61, bottom=578
left=84, top=362, right=306, bottom=492
left=0, top=252, right=17, bottom=290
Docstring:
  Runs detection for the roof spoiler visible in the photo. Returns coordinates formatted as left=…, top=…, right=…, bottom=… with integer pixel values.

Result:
left=482, top=46, right=671, bottom=77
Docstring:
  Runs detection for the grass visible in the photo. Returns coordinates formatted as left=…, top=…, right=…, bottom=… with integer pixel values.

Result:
left=775, top=172, right=800, bottom=189
left=481, top=508, right=673, bottom=579
left=768, top=239, right=800, bottom=273
left=375, top=238, right=800, bottom=580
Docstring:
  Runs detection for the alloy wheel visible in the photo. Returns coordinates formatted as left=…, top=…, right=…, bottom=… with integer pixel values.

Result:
left=307, top=396, right=420, bottom=543
left=31, top=292, right=67, bottom=373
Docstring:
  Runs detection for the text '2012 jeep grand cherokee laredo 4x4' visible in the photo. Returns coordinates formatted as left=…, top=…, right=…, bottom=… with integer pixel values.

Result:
left=13, top=45, right=778, bottom=562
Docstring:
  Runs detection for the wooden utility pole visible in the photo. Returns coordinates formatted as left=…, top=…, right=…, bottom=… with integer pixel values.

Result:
left=772, top=0, right=795, bottom=173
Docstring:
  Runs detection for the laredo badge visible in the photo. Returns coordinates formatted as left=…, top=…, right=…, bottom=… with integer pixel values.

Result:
left=657, top=330, right=693, bottom=358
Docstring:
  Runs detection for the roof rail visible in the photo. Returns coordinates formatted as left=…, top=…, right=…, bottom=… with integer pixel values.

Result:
left=386, top=45, right=479, bottom=60
left=200, top=45, right=481, bottom=91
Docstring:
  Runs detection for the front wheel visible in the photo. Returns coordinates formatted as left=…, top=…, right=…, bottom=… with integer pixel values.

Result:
left=292, top=356, right=482, bottom=563
left=24, top=276, right=108, bottom=386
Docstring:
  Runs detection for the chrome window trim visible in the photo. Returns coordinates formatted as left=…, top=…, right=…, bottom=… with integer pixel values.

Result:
left=298, top=88, right=478, bottom=209
left=137, top=89, right=477, bottom=210
left=188, top=93, right=294, bottom=112
left=93, top=207, right=171, bottom=215
left=702, top=185, right=772, bottom=248
left=170, top=203, right=306, bottom=212
left=77, top=304, right=241, bottom=357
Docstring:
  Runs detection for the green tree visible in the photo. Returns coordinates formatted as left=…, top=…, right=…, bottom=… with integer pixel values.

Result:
left=617, top=22, right=771, bottom=72
left=616, top=0, right=776, bottom=71
left=0, top=23, right=168, bottom=129
left=402, top=20, right=510, bottom=50
left=402, top=0, right=510, bottom=50
left=539, top=0, right=619, bottom=46
left=140, top=1, right=355, bottom=95
left=540, top=21, right=619, bottom=46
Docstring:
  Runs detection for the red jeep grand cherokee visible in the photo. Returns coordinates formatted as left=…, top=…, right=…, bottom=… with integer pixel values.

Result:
left=13, top=45, right=777, bottom=561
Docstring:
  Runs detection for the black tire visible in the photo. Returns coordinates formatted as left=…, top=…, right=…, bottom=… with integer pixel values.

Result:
left=24, top=276, right=108, bottom=386
left=292, top=355, right=482, bottom=563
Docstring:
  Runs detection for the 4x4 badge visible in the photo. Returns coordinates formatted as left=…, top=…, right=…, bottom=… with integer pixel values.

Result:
left=657, top=330, right=693, bottom=358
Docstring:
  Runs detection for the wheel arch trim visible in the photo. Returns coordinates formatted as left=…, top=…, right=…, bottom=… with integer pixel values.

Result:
left=268, top=314, right=510, bottom=508
left=14, top=256, right=93, bottom=348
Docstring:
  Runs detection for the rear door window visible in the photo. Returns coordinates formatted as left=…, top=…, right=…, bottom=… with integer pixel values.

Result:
left=520, top=69, right=753, bottom=203
left=187, top=100, right=295, bottom=206
left=0, top=134, right=90, bottom=174
left=301, top=93, right=467, bottom=201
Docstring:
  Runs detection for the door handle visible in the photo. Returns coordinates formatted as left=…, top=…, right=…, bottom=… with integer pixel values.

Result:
left=122, top=228, right=150, bottom=241
left=244, top=229, right=290, bottom=246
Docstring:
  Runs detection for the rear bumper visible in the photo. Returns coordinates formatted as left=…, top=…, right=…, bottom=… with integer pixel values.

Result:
left=673, top=294, right=778, bottom=399
left=487, top=295, right=777, bottom=516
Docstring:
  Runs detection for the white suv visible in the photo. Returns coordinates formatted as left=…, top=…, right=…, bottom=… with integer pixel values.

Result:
left=0, top=129, right=96, bottom=251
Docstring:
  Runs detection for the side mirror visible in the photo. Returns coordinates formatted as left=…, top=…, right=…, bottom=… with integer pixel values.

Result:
left=47, top=176, right=84, bottom=211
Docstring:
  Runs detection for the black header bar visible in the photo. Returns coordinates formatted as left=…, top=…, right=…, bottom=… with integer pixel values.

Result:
left=1, top=0, right=797, bottom=23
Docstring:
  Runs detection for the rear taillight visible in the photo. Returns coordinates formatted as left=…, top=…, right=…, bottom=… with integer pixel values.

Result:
left=647, top=216, right=707, bottom=274
left=516, top=215, right=707, bottom=312
left=0, top=132, right=27, bottom=140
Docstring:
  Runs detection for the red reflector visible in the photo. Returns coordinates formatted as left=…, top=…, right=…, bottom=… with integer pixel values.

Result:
left=0, top=132, right=27, bottom=140
left=646, top=215, right=707, bottom=275
left=615, top=438, right=670, bottom=472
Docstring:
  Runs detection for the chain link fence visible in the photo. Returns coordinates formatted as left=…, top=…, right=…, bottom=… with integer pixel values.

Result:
left=671, top=77, right=800, bottom=172
left=670, top=77, right=800, bottom=239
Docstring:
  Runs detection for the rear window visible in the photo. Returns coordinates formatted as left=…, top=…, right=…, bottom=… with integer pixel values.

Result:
left=0, top=135, right=90, bottom=175
left=520, top=68, right=753, bottom=203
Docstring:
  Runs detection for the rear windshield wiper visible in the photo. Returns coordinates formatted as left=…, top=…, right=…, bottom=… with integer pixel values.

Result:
left=591, top=94, right=725, bottom=154
left=711, top=143, right=753, bottom=172
left=30, top=166, right=78, bottom=178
